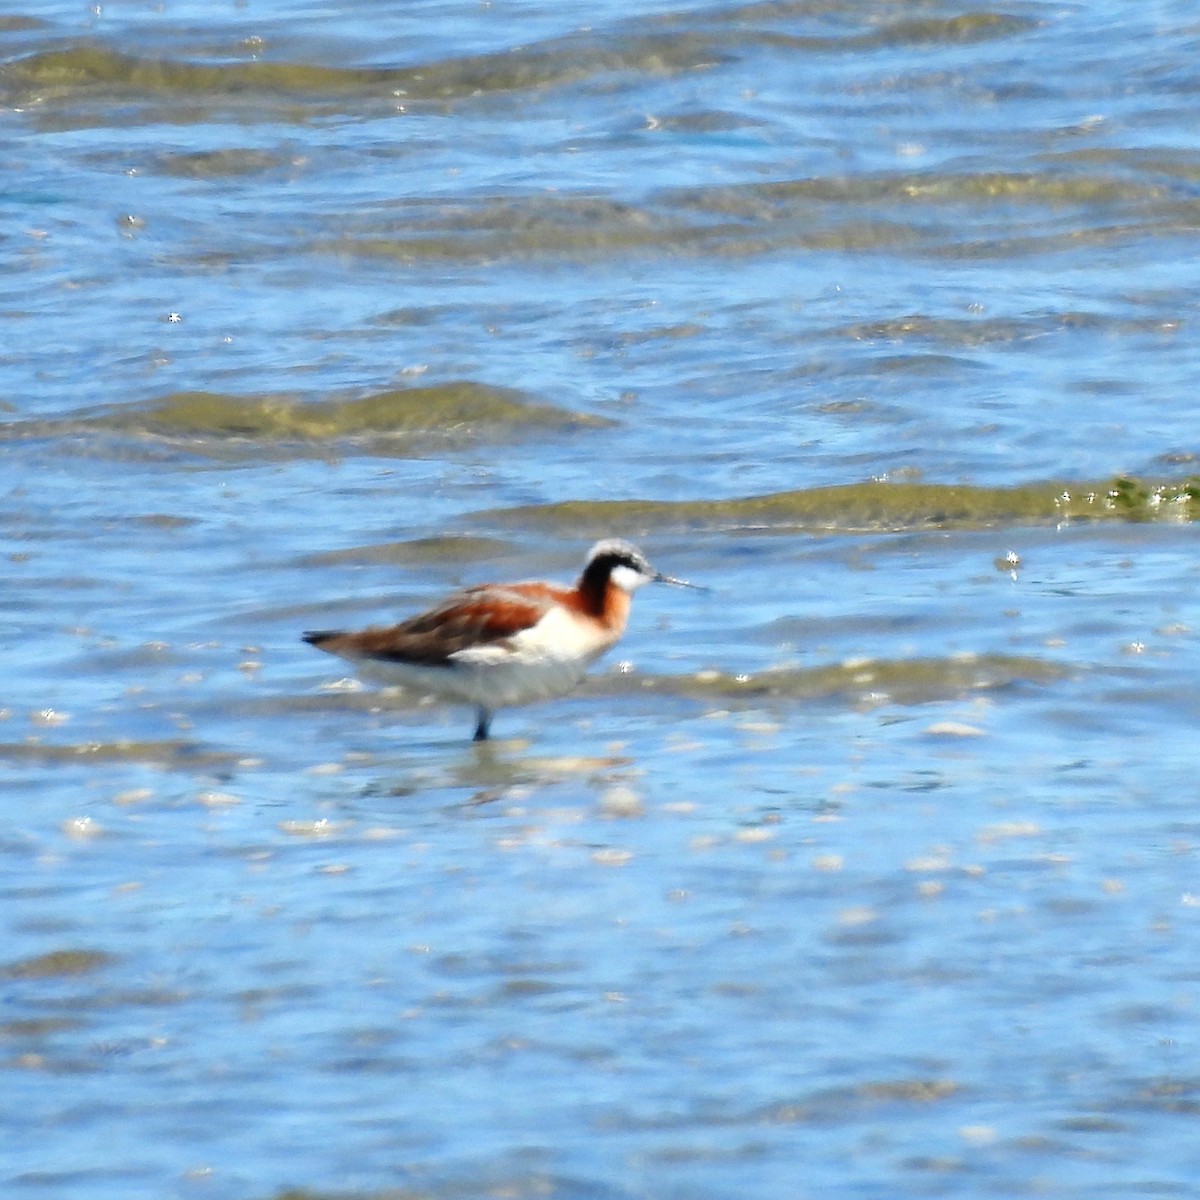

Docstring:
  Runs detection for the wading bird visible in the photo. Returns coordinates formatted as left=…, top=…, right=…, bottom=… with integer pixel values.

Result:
left=304, top=538, right=701, bottom=741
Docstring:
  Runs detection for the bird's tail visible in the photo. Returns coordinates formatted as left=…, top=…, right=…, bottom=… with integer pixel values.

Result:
left=302, top=630, right=344, bottom=648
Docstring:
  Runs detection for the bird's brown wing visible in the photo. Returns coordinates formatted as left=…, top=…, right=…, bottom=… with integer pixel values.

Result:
left=304, top=584, right=559, bottom=667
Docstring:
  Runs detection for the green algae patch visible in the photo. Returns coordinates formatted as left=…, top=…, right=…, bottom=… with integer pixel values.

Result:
left=759, top=1078, right=962, bottom=1127
left=864, top=13, right=1034, bottom=48
left=299, top=535, right=515, bottom=569
left=291, top=653, right=1015, bottom=720
left=150, top=147, right=297, bottom=179
left=475, top=477, right=1200, bottom=535
left=5, top=32, right=726, bottom=108
left=0, top=949, right=118, bottom=980
left=111, top=383, right=605, bottom=440
left=598, top=653, right=1065, bottom=709
left=0, top=740, right=240, bottom=769
left=0, top=381, right=609, bottom=457
left=4, top=46, right=400, bottom=96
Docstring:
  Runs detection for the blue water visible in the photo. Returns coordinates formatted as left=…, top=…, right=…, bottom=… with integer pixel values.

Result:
left=5, top=2, right=1200, bottom=1197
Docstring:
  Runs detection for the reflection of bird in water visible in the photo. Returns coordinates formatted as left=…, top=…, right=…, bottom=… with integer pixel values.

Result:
left=304, top=538, right=702, bottom=741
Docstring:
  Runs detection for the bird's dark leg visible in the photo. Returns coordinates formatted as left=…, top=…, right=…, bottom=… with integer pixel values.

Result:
left=473, top=708, right=492, bottom=742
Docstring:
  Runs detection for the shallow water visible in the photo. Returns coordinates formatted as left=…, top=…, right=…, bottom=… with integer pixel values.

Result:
left=5, top=2, right=1200, bottom=1197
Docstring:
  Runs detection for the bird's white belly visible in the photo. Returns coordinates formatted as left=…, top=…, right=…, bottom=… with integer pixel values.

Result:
left=353, top=606, right=616, bottom=709
left=354, top=654, right=593, bottom=708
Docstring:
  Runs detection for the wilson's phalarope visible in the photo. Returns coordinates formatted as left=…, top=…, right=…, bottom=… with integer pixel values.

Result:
left=304, top=538, right=701, bottom=741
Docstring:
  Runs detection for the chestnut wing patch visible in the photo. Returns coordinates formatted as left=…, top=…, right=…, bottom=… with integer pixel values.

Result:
left=325, top=585, right=555, bottom=667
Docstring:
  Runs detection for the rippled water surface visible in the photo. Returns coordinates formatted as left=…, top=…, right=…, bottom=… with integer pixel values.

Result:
left=5, top=2, right=1200, bottom=1197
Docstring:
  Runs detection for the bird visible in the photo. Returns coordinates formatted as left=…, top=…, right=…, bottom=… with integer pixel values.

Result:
left=303, top=538, right=702, bottom=742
